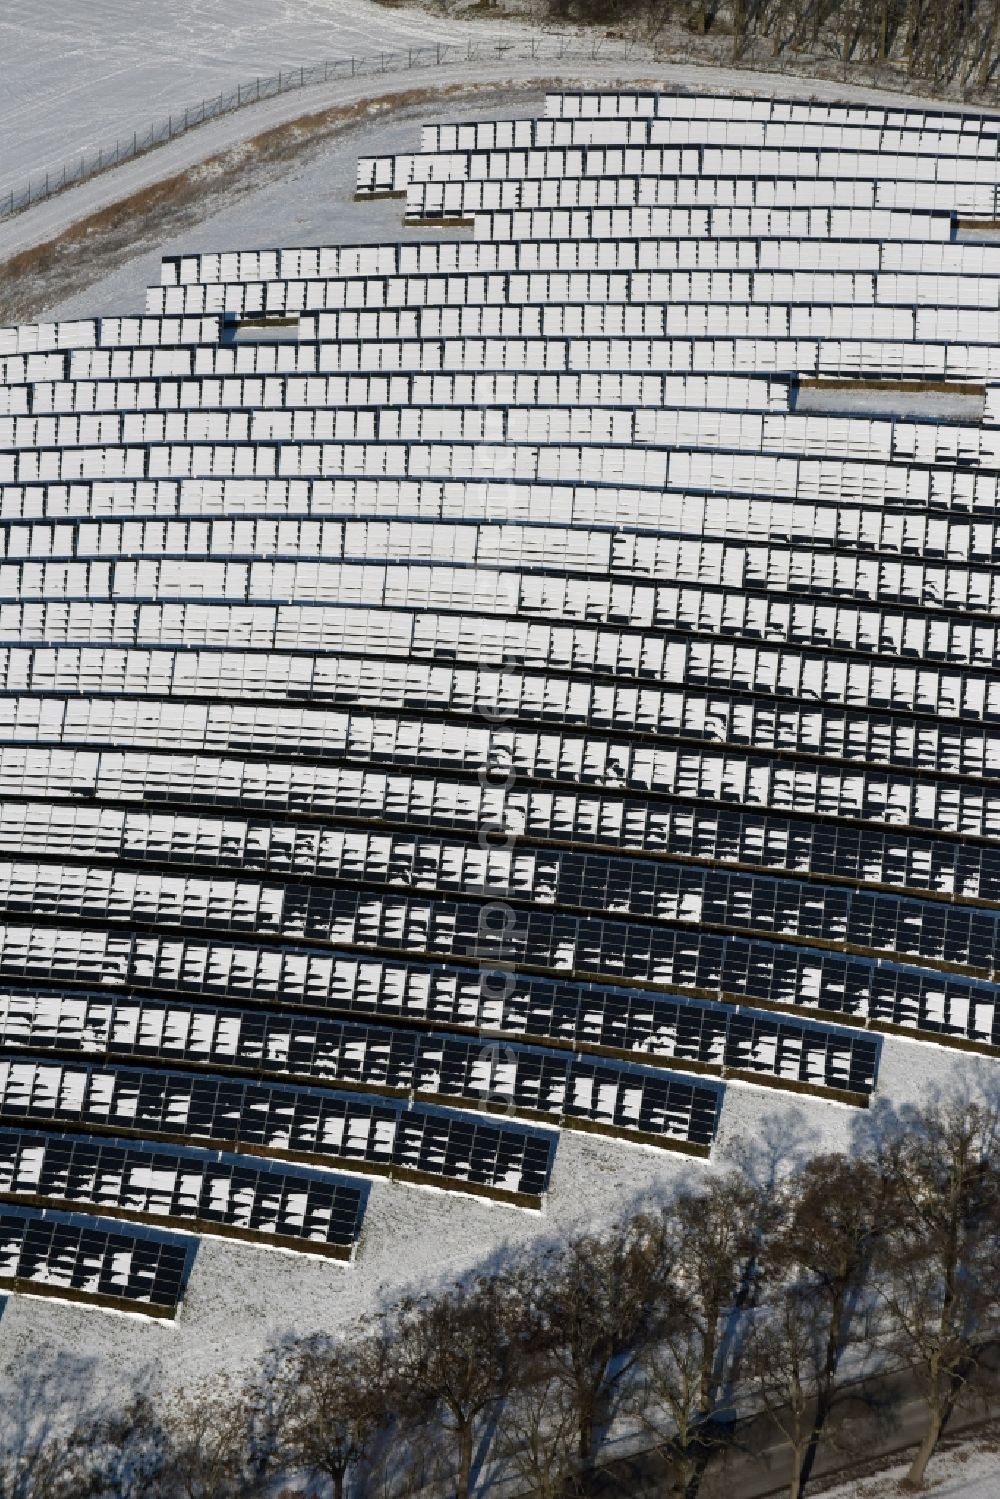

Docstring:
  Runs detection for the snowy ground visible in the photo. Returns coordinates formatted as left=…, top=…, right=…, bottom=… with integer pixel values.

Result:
left=0, top=0, right=540, bottom=192
left=817, top=1429, right=1000, bottom=1499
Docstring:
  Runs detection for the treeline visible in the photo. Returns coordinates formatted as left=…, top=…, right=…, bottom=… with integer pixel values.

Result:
left=7, top=1098, right=1000, bottom=1498
left=537, top=0, right=1000, bottom=94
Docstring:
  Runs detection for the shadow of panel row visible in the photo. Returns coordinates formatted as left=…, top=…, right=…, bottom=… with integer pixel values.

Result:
left=0, top=1205, right=192, bottom=1317
left=0, top=982, right=879, bottom=1101
left=0, top=1129, right=364, bottom=1257
left=0, top=1059, right=558, bottom=1206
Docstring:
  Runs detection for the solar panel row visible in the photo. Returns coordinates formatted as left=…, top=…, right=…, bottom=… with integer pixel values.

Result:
left=0, top=850, right=994, bottom=973
left=153, top=235, right=1000, bottom=287
left=0, top=1058, right=559, bottom=1198
left=0, top=1205, right=191, bottom=1314
left=0, top=984, right=877, bottom=1098
left=361, top=145, right=1000, bottom=192
left=146, top=269, right=1000, bottom=318
left=0, top=787, right=995, bottom=906
left=12, top=392, right=1000, bottom=453
left=0, top=919, right=989, bottom=1046
left=10, top=323, right=998, bottom=385
left=0, top=1128, right=364, bottom=1254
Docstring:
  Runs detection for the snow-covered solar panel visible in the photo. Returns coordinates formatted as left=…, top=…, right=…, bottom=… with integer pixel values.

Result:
left=5, top=89, right=1000, bottom=1306
left=0, top=984, right=876, bottom=1101
left=0, top=916, right=992, bottom=1045
left=0, top=1205, right=191, bottom=1315
left=0, top=850, right=994, bottom=973
left=0, top=1058, right=556, bottom=1204
left=0, top=1130, right=365, bottom=1255
left=0, top=981, right=718, bottom=1149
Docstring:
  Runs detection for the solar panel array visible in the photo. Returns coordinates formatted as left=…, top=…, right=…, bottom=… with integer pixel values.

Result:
left=0, top=1129, right=363, bottom=1256
left=3, top=87, right=1000, bottom=1314
left=0, top=1205, right=191, bottom=1316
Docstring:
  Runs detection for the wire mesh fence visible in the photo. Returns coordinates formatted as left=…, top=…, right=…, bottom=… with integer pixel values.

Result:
left=0, top=34, right=639, bottom=223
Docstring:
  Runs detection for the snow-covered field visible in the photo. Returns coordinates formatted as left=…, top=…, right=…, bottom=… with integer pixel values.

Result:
left=0, top=0, right=537, bottom=191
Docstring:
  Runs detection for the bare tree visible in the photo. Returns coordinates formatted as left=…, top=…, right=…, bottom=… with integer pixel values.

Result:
left=272, top=1337, right=385, bottom=1499
left=525, top=1213, right=673, bottom=1466
left=381, top=1272, right=525, bottom=1499
left=0, top=1429, right=106, bottom=1499
left=672, top=1172, right=766, bottom=1416
left=634, top=1171, right=767, bottom=1497
left=743, top=1288, right=830, bottom=1499
left=154, top=1377, right=267, bottom=1499
left=77, top=1397, right=176, bottom=1499
left=627, top=1289, right=729, bottom=1498
left=764, top=1152, right=886, bottom=1496
left=876, top=1098, right=1000, bottom=1490
left=497, top=1365, right=580, bottom=1499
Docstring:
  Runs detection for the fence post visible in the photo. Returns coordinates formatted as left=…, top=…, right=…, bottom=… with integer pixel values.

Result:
left=256, top=77, right=261, bottom=100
